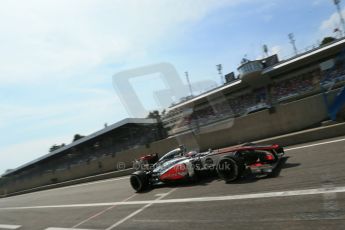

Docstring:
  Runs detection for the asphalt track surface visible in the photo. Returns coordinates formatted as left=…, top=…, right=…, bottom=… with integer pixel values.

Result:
left=1, top=136, right=345, bottom=230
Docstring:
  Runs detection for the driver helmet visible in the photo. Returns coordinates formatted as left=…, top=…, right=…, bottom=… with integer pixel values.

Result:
left=186, top=151, right=197, bottom=157
left=178, top=145, right=187, bottom=155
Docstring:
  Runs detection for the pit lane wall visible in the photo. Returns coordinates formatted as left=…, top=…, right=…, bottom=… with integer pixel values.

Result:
left=1, top=91, right=345, bottom=196
left=190, top=92, right=330, bottom=150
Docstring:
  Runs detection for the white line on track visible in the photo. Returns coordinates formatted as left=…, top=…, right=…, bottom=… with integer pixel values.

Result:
left=71, top=194, right=137, bottom=228
left=36, top=176, right=129, bottom=192
left=1, top=176, right=130, bottom=200
left=2, top=186, right=345, bottom=210
left=105, top=188, right=177, bottom=230
left=285, top=137, right=345, bottom=151
left=45, top=228, right=96, bottom=230
left=0, top=224, right=21, bottom=229
left=54, top=176, right=130, bottom=190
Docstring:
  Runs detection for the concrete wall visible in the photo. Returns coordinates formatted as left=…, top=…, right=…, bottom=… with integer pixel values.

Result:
left=193, top=91, right=331, bottom=150
left=1, top=90, right=343, bottom=196
left=0, top=140, right=180, bottom=195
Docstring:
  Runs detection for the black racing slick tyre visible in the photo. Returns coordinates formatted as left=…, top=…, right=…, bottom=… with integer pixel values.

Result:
left=130, top=171, right=149, bottom=192
left=216, top=157, right=245, bottom=182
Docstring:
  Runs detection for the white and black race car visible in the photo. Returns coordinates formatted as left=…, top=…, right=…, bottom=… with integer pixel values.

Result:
left=130, top=143, right=285, bottom=192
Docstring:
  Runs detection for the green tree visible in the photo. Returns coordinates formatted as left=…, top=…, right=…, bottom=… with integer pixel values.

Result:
left=320, top=37, right=336, bottom=46
left=49, top=143, right=66, bottom=152
left=161, top=109, right=166, bottom=116
left=147, top=110, right=161, bottom=121
left=146, top=110, right=167, bottom=138
left=73, top=134, right=85, bottom=142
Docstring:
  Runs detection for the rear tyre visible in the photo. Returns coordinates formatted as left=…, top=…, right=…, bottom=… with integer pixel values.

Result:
left=217, top=157, right=245, bottom=182
left=130, top=171, right=149, bottom=192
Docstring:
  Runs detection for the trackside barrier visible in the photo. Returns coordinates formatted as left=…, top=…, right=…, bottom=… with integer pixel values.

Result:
left=254, top=122, right=345, bottom=147
left=0, top=168, right=135, bottom=198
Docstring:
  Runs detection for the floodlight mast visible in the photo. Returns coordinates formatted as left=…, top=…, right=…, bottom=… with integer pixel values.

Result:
left=263, top=44, right=269, bottom=57
left=185, top=71, right=193, bottom=97
left=333, top=0, right=345, bottom=37
left=288, top=33, right=298, bottom=56
left=216, top=64, right=224, bottom=85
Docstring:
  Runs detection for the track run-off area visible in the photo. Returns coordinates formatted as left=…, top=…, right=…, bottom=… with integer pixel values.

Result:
left=0, top=137, right=345, bottom=230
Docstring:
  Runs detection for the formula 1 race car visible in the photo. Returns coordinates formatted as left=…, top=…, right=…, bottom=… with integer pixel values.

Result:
left=130, top=143, right=285, bottom=192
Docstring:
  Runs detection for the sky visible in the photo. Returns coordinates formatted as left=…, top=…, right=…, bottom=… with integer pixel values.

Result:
left=0, top=0, right=342, bottom=174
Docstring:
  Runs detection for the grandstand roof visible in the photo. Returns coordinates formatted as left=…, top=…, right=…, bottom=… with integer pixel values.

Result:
left=263, top=37, right=345, bottom=75
left=168, top=79, right=243, bottom=110
left=3, top=118, right=157, bottom=177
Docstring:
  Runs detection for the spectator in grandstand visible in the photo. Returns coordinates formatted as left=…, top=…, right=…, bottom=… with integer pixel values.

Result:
left=271, top=73, right=315, bottom=101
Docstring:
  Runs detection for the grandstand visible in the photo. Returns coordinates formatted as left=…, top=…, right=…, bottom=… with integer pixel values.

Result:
left=1, top=118, right=162, bottom=179
left=162, top=38, right=345, bottom=135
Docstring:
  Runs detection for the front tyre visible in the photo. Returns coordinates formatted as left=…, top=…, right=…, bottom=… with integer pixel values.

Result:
left=130, top=171, right=149, bottom=192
